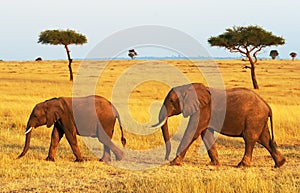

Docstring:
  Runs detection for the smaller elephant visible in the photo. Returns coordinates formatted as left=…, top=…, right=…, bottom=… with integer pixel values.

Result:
left=151, top=83, right=286, bottom=168
left=18, top=95, right=126, bottom=162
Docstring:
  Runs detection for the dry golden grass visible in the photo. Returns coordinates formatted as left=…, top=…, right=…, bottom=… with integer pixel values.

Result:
left=0, top=59, right=299, bottom=192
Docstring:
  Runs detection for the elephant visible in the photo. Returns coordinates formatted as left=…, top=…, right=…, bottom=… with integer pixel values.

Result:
left=18, top=95, right=126, bottom=162
left=151, top=83, right=286, bottom=168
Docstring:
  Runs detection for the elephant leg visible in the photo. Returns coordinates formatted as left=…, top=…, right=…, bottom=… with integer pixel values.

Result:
left=238, top=120, right=262, bottom=167
left=97, top=126, right=113, bottom=162
left=170, top=133, right=200, bottom=166
left=64, top=128, right=84, bottom=162
left=161, top=122, right=171, bottom=160
left=257, top=125, right=286, bottom=168
left=97, top=125, right=124, bottom=161
left=238, top=137, right=256, bottom=167
left=99, top=145, right=111, bottom=162
left=171, top=113, right=205, bottom=166
left=201, top=128, right=220, bottom=166
left=46, top=124, right=65, bottom=161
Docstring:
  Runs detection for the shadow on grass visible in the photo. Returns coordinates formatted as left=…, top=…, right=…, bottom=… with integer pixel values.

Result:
left=216, top=137, right=244, bottom=148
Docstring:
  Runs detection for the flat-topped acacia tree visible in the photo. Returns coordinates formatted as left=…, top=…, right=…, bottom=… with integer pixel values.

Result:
left=38, top=29, right=87, bottom=81
left=208, top=25, right=285, bottom=89
left=290, top=52, right=297, bottom=61
left=270, top=50, right=279, bottom=60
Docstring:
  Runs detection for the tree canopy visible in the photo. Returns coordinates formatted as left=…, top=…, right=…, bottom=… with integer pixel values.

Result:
left=38, top=29, right=87, bottom=81
left=128, top=49, right=138, bottom=60
left=208, top=25, right=285, bottom=89
left=38, top=29, right=87, bottom=46
left=290, top=52, right=297, bottom=61
left=269, top=50, right=279, bottom=60
left=208, top=25, right=284, bottom=63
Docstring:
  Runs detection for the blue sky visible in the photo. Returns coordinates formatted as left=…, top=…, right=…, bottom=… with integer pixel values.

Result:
left=1, top=0, right=299, bottom=60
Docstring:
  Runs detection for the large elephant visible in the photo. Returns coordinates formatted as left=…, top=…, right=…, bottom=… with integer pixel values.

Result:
left=151, top=83, right=286, bottom=168
left=18, top=95, right=126, bottom=162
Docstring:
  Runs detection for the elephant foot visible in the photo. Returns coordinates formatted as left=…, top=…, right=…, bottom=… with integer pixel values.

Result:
left=114, top=150, right=124, bottom=161
left=237, top=161, right=251, bottom=168
left=99, top=156, right=111, bottom=162
left=170, top=156, right=183, bottom=166
left=45, top=156, right=55, bottom=162
left=74, top=158, right=84, bottom=162
left=208, top=160, right=220, bottom=166
left=115, top=151, right=124, bottom=161
left=275, top=157, right=286, bottom=168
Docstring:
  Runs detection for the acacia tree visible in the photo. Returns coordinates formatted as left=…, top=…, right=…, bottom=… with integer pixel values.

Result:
left=270, top=50, right=279, bottom=60
left=38, top=29, right=87, bottom=81
left=290, top=52, right=297, bottom=61
left=128, top=49, right=138, bottom=60
left=208, top=25, right=285, bottom=89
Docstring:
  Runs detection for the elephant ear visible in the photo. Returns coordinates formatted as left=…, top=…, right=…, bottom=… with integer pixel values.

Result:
left=45, top=98, right=64, bottom=128
left=182, top=84, right=210, bottom=118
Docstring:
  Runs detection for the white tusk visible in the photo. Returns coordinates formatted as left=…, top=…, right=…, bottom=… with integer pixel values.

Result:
left=150, top=116, right=167, bottom=129
left=24, top=127, right=33, bottom=135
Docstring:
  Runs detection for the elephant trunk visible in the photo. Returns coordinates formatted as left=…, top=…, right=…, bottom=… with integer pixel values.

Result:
left=150, top=105, right=171, bottom=160
left=18, top=126, right=33, bottom=158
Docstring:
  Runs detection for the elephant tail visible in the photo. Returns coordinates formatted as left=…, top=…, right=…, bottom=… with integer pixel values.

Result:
left=268, top=109, right=277, bottom=149
left=118, top=120, right=127, bottom=147
left=114, top=107, right=126, bottom=147
left=269, top=111, right=274, bottom=141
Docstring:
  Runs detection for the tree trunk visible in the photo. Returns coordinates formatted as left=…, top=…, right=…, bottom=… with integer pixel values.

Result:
left=250, top=63, right=259, bottom=89
left=247, top=54, right=259, bottom=89
left=64, top=45, right=73, bottom=81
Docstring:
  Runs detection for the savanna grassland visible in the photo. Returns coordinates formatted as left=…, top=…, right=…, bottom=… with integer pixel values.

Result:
left=0, top=59, right=299, bottom=193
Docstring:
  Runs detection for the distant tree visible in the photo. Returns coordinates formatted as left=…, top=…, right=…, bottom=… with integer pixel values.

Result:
left=38, top=29, right=87, bottom=81
left=128, top=49, right=138, bottom=60
left=290, top=52, right=297, bottom=61
left=208, top=25, right=285, bottom=89
left=269, top=50, right=279, bottom=60
left=35, top=57, right=42, bottom=61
